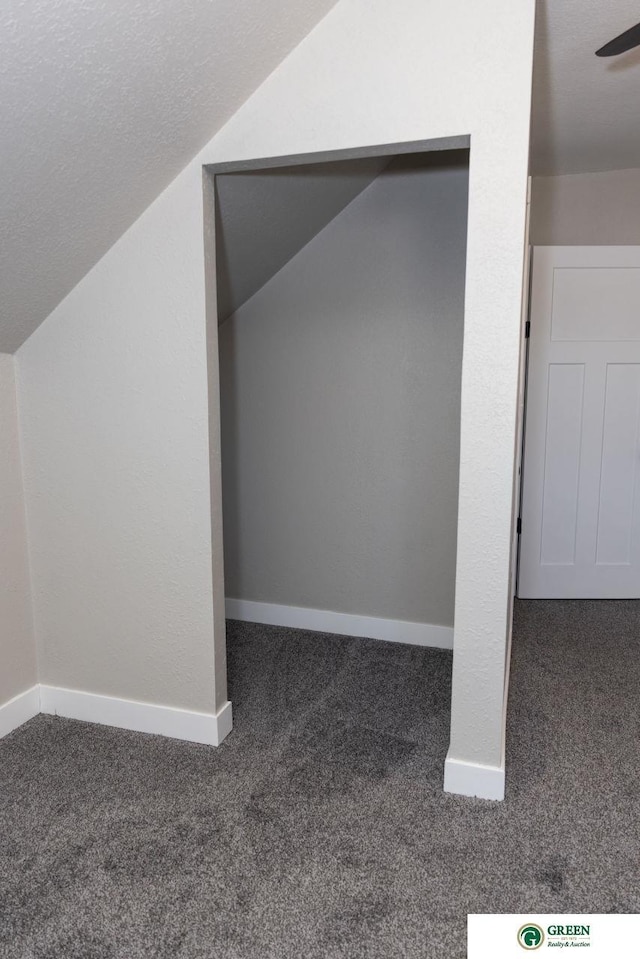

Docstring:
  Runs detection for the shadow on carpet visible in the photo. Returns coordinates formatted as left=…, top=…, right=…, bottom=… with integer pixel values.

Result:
left=1, top=600, right=638, bottom=958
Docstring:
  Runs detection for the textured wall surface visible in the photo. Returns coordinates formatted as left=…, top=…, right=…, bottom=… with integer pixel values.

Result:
left=220, top=156, right=468, bottom=626
left=0, top=355, right=36, bottom=705
left=17, top=0, right=535, bottom=776
left=531, top=169, right=640, bottom=245
left=0, top=0, right=338, bottom=352
left=17, top=174, right=220, bottom=712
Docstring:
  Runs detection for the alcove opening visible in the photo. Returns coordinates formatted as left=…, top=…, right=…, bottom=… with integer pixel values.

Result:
left=208, top=140, right=469, bottom=774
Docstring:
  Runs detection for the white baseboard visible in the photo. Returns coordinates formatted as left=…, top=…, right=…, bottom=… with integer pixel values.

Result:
left=39, top=685, right=233, bottom=747
left=225, top=598, right=453, bottom=650
left=443, top=752, right=505, bottom=801
left=0, top=685, right=41, bottom=739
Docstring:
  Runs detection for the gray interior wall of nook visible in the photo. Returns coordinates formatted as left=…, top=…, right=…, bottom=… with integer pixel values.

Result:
left=218, top=153, right=469, bottom=627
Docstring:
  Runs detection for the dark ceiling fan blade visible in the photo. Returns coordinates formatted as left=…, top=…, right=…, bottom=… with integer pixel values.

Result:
left=596, top=21, right=640, bottom=56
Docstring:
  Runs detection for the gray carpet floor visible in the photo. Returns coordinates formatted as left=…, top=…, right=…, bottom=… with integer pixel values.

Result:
left=1, top=600, right=639, bottom=958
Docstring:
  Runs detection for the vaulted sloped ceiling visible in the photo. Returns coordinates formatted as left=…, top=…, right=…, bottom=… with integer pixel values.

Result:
left=4, top=0, right=640, bottom=351
left=0, top=0, right=339, bottom=352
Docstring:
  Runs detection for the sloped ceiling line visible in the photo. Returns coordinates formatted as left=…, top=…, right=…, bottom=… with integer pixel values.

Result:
left=214, top=156, right=391, bottom=323
left=0, top=0, right=340, bottom=352
left=4, top=0, right=640, bottom=350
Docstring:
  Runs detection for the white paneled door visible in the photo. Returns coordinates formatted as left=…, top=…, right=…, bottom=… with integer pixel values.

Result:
left=518, top=246, right=640, bottom=598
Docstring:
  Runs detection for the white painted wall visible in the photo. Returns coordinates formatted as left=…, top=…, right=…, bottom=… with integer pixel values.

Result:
left=17, top=0, right=535, bottom=794
left=220, top=155, right=468, bottom=628
left=17, top=172, right=222, bottom=714
left=0, top=355, right=37, bottom=706
left=531, top=169, right=640, bottom=246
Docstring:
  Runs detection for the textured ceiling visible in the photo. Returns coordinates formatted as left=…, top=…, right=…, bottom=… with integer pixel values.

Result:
left=215, top=157, right=390, bottom=323
left=3, top=0, right=640, bottom=351
left=0, top=0, right=338, bottom=352
left=531, top=0, right=640, bottom=175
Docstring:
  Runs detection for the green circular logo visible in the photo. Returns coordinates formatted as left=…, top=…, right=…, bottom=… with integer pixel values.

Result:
left=517, top=924, right=545, bottom=950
